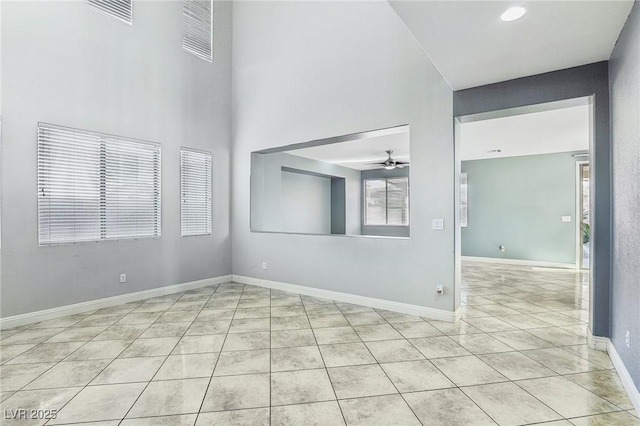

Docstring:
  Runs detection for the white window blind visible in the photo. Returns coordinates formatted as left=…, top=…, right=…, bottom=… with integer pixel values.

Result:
left=364, top=177, right=409, bottom=226
left=182, top=0, right=213, bottom=62
left=181, top=148, right=212, bottom=236
left=87, top=0, right=133, bottom=25
left=38, top=123, right=161, bottom=245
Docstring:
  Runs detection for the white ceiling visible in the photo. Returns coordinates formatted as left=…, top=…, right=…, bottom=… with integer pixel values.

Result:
left=285, top=131, right=410, bottom=170
left=461, top=104, right=590, bottom=161
left=390, top=0, right=634, bottom=90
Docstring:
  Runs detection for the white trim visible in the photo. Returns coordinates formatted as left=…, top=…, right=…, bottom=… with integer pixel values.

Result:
left=0, top=275, right=232, bottom=330
left=461, top=256, right=576, bottom=269
left=233, top=274, right=459, bottom=323
left=587, top=330, right=609, bottom=352
left=607, top=339, right=640, bottom=416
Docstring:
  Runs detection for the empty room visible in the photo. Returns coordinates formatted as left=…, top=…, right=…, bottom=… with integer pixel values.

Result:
left=0, top=1, right=638, bottom=425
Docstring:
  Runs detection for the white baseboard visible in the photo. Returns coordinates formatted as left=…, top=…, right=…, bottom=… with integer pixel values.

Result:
left=232, top=274, right=459, bottom=323
left=462, top=256, right=576, bottom=269
left=0, top=274, right=233, bottom=330
left=588, top=330, right=610, bottom=352
left=607, top=339, right=640, bottom=416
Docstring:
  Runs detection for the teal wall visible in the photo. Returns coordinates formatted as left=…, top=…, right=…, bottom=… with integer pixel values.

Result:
left=461, top=153, right=578, bottom=264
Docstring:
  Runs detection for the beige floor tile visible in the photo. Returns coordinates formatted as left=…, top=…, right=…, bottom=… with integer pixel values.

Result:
left=403, top=388, right=497, bottom=425
left=392, top=322, right=442, bottom=338
left=271, top=346, right=325, bottom=372
left=172, top=335, right=225, bottom=355
left=0, top=344, right=37, bottom=364
left=327, top=364, right=397, bottom=399
left=428, top=320, right=483, bottom=335
left=7, top=342, right=85, bottom=364
left=1, top=387, right=82, bottom=426
left=0, top=363, right=55, bottom=391
left=365, top=339, right=424, bottom=363
left=214, top=349, right=270, bottom=376
left=449, top=333, right=515, bottom=354
left=271, top=368, right=335, bottom=405
left=569, top=411, right=640, bottom=426
left=154, top=353, right=219, bottom=380
left=489, top=330, right=555, bottom=350
left=138, top=323, right=190, bottom=339
left=95, top=324, right=150, bottom=341
left=308, top=314, right=349, bottom=328
left=91, top=357, right=165, bottom=385
left=409, top=336, right=472, bottom=358
left=123, top=414, right=197, bottom=426
left=478, top=351, right=557, bottom=380
left=462, top=382, right=562, bottom=425
left=128, top=378, right=209, bottom=417
left=319, top=342, right=377, bottom=367
left=380, top=360, right=454, bottom=392
left=565, top=370, right=635, bottom=409
left=222, top=332, right=270, bottom=351
left=196, top=408, right=269, bottom=425
left=49, top=383, right=144, bottom=424
left=271, top=329, right=317, bottom=348
left=353, top=324, right=403, bottom=341
left=313, top=326, right=360, bottom=345
left=527, top=327, right=587, bottom=346
left=25, top=360, right=109, bottom=389
left=185, top=320, right=231, bottom=336
left=430, top=355, right=507, bottom=386
left=516, top=376, right=620, bottom=418
left=522, top=348, right=603, bottom=375
left=202, top=373, right=270, bottom=411
left=271, top=401, right=345, bottom=426
left=65, top=340, right=132, bottom=361
left=229, top=318, right=270, bottom=333
left=271, top=315, right=311, bottom=330
left=119, top=337, right=180, bottom=358
left=339, top=394, right=421, bottom=425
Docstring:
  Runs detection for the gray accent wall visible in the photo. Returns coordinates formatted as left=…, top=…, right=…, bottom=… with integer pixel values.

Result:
left=454, top=62, right=611, bottom=337
left=0, top=1, right=233, bottom=317
left=251, top=152, right=361, bottom=236
left=281, top=171, right=332, bottom=235
left=461, top=153, right=578, bottom=264
left=233, top=1, right=454, bottom=310
left=610, top=1, right=640, bottom=392
left=361, top=167, right=410, bottom=238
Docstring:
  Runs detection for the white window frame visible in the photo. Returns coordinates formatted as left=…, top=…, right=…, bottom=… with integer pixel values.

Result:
left=363, top=177, right=410, bottom=227
left=180, top=147, right=212, bottom=237
left=37, top=123, right=161, bottom=246
left=461, top=172, right=468, bottom=228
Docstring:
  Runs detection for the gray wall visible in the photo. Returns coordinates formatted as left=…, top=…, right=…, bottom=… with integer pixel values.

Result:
left=251, top=152, right=361, bottom=235
left=0, top=1, right=233, bottom=317
left=610, top=1, right=640, bottom=392
left=281, top=170, right=331, bottom=235
left=233, top=1, right=455, bottom=310
left=361, top=167, right=410, bottom=238
left=454, top=62, right=611, bottom=337
left=461, top=153, right=577, bottom=264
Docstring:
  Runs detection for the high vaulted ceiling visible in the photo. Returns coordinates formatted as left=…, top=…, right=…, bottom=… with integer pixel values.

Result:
left=390, top=0, right=634, bottom=90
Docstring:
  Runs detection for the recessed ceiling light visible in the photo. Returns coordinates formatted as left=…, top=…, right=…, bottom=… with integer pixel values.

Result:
left=501, top=6, right=526, bottom=22
left=487, top=149, right=502, bottom=153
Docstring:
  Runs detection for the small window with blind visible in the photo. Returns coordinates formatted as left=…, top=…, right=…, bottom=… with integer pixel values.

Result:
left=460, top=172, right=468, bottom=228
left=182, top=0, right=213, bottom=62
left=364, top=177, right=409, bottom=226
left=87, top=0, right=133, bottom=25
left=37, top=123, right=161, bottom=246
left=181, top=148, right=212, bottom=236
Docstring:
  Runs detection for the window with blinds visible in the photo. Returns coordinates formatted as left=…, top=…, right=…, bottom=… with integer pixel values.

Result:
left=461, top=172, right=468, bottom=228
left=38, top=123, right=161, bottom=245
left=87, top=0, right=133, bottom=25
left=181, top=148, right=212, bottom=236
left=364, top=177, right=409, bottom=226
left=182, top=0, right=213, bottom=62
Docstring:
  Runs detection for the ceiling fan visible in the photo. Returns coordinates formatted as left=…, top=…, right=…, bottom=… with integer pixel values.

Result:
left=369, top=150, right=409, bottom=170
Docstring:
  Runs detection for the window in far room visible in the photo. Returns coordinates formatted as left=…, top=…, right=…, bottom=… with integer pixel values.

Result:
left=364, top=177, right=409, bottom=226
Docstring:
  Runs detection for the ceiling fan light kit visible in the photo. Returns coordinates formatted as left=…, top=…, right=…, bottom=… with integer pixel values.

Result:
left=371, top=150, right=409, bottom=170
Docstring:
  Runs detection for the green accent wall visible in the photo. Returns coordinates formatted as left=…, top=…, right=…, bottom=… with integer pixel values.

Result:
left=461, top=153, right=579, bottom=264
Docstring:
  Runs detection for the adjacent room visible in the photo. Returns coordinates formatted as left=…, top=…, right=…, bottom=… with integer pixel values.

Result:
left=1, top=0, right=639, bottom=425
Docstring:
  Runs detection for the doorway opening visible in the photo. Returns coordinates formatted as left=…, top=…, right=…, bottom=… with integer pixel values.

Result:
left=454, top=97, right=593, bottom=337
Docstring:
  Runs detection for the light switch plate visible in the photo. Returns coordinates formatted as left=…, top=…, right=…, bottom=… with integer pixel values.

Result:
left=432, top=219, right=444, bottom=230
left=562, top=216, right=572, bottom=223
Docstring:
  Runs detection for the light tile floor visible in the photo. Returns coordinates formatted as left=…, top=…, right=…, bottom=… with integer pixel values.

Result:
left=0, top=262, right=638, bottom=425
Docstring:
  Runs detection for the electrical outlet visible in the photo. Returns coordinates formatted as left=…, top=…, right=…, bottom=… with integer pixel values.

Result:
left=436, top=285, right=444, bottom=295
left=120, top=273, right=127, bottom=283
left=262, top=262, right=267, bottom=270
left=626, top=330, right=630, bottom=348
